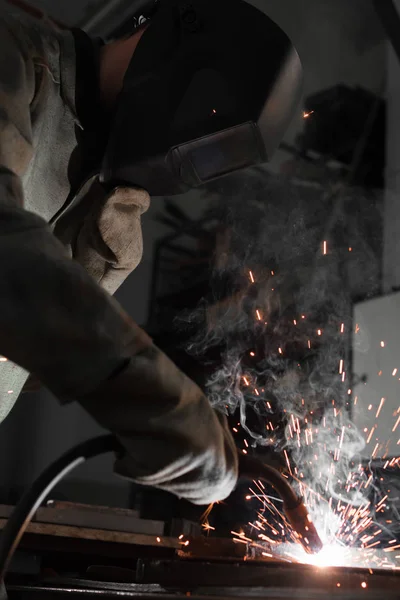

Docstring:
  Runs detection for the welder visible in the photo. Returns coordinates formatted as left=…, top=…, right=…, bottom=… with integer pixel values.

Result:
left=0, top=0, right=302, bottom=506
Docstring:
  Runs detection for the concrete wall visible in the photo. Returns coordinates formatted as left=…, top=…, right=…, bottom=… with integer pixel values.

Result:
left=383, top=0, right=400, bottom=292
left=354, top=1, right=400, bottom=462
left=353, top=293, right=400, bottom=459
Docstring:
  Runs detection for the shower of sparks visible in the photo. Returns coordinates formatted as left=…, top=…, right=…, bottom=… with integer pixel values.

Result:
left=204, top=223, right=400, bottom=573
left=227, top=309, right=400, bottom=572
left=231, top=416, right=400, bottom=571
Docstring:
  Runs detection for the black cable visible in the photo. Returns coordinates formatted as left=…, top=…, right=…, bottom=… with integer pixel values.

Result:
left=238, top=453, right=299, bottom=508
left=0, top=435, right=119, bottom=594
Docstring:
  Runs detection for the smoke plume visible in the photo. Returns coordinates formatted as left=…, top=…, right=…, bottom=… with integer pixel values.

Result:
left=181, top=168, right=382, bottom=519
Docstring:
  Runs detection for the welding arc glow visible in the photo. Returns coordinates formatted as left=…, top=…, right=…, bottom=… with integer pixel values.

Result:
left=294, top=543, right=348, bottom=568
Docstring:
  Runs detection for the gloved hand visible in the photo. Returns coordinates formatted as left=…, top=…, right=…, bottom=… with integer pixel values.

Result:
left=77, top=344, right=238, bottom=505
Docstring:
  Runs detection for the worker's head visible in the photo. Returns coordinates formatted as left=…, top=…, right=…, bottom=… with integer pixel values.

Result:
left=100, top=0, right=303, bottom=196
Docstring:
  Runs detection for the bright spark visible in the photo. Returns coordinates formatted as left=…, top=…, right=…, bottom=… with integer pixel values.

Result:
left=376, top=398, right=385, bottom=419
left=392, top=415, right=400, bottom=433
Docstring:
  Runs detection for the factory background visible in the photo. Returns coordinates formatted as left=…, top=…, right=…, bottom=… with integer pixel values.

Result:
left=0, top=0, right=397, bottom=513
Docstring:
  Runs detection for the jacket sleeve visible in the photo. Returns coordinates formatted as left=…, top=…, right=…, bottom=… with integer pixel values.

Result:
left=0, top=16, right=238, bottom=504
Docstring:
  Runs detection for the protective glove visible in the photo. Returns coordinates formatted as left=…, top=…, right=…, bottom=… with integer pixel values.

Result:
left=77, top=343, right=238, bottom=505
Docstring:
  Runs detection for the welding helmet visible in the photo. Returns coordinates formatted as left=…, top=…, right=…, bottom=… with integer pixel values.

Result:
left=100, top=0, right=303, bottom=196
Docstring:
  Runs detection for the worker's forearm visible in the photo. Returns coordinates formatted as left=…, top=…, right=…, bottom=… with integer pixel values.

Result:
left=0, top=168, right=151, bottom=399
left=79, top=345, right=238, bottom=504
left=0, top=169, right=238, bottom=503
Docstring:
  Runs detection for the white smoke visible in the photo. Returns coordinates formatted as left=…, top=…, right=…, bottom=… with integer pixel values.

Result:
left=182, top=169, right=382, bottom=521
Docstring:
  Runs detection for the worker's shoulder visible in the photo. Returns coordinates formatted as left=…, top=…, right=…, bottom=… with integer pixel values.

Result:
left=0, top=8, right=72, bottom=81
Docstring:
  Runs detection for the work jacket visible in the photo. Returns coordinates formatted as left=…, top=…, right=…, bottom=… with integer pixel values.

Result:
left=0, top=10, right=237, bottom=505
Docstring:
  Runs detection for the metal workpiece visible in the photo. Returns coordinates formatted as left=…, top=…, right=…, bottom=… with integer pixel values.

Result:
left=6, top=561, right=400, bottom=599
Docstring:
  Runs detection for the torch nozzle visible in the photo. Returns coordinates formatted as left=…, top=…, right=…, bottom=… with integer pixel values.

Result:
left=238, top=452, right=323, bottom=555
left=284, top=499, right=323, bottom=555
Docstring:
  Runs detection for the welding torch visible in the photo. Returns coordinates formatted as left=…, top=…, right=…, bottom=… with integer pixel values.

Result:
left=238, top=452, right=323, bottom=554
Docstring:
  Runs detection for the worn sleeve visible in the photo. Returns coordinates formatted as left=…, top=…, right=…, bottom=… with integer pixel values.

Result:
left=0, top=16, right=238, bottom=504
left=79, top=346, right=238, bottom=504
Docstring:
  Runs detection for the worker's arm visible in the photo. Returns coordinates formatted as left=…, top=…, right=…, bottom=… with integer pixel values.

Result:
left=0, top=16, right=237, bottom=504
